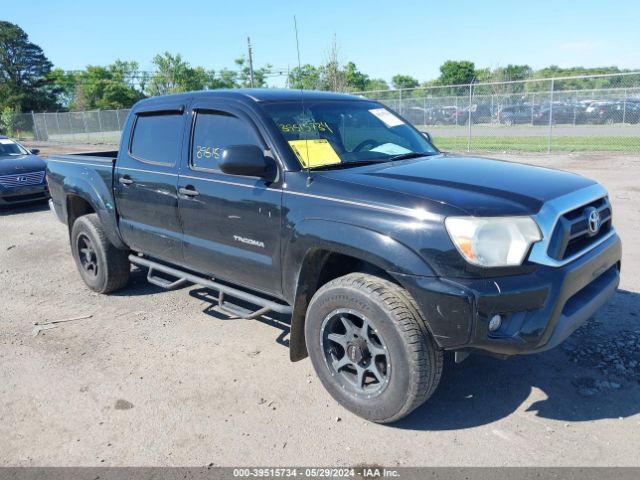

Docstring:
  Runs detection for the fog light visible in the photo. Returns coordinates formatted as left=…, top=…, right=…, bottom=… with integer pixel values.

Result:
left=488, top=314, right=502, bottom=332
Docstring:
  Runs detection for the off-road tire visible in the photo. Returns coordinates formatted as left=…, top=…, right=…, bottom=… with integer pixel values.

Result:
left=70, top=213, right=130, bottom=293
left=305, top=273, right=443, bottom=423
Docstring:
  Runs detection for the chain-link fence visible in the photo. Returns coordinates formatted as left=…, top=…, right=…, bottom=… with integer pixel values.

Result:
left=356, top=72, right=640, bottom=153
left=8, top=109, right=130, bottom=145
left=3, top=73, right=639, bottom=153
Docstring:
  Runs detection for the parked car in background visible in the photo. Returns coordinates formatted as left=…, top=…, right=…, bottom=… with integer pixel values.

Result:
left=619, top=99, right=640, bottom=124
left=582, top=101, right=637, bottom=125
left=497, top=104, right=533, bottom=125
left=453, top=104, right=494, bottom=125
left=532, top=102, right=584, bottom=125
left=408, top=105, right=458, bottom=125
left=0, top=137, right=49, bottom=206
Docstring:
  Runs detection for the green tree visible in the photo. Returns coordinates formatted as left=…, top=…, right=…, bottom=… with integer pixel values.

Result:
left=288, top=64, right=322, bottom=90
left=391, top=74, right=419, bottom=90
left=343, top=62, right=369, bottom=92
left=528, top=65, right=626, bottom=91
left=146, top=52, right=214, bottom=96
left=500, top=64, right=532, bottom=82
left=235, top=56, right=271, bottom=88
left=45, top=68, right=77, bottom=108
left=0, top=106, right=16, bottom=135
left=473, top=67, right=492, bottom=82
left=438, top=60, right=476, bottom=85
left=67, top=61, right=145, bottom=110
left=364, top=78, right=389, bottom=92
left=209, top=68, right=238, bottom=89
left=0, top=21, right=58, bottom=111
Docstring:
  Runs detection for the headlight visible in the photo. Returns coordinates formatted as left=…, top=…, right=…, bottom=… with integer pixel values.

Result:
left=444, top=216, right=542, bottom=267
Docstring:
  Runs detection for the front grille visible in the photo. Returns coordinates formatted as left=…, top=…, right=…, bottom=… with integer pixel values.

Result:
left=547, top=196, right=612, bottom=260
left=0, top=171, right=45, bottom=188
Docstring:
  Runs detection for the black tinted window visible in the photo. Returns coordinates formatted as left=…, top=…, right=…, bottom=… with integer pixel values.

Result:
left=130, top=113, right=183, bottom=165
left=191, top=112, right=260, bottom=170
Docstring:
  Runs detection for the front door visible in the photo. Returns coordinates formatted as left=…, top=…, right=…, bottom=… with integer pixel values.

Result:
left=178, top=103, right=283, bottom=297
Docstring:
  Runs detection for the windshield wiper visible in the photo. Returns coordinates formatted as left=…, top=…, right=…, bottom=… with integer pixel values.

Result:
left=387, top=152, right=435, bottom=162
left=309, top=160, right=381, bottom=171
left=308, top=152, right=436, bottom=171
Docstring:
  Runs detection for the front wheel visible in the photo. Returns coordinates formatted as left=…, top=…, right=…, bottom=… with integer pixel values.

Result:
left=70, top=213, right=130, bottom=293
left=305, top=273, right=443, bottom=423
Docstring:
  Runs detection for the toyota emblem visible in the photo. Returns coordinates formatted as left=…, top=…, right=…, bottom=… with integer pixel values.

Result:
left=17, top=176, right=28, bottom=183
left=587, top=208, right=601, bottom=235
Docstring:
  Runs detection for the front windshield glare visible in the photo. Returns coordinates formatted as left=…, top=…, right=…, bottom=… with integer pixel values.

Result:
left=0, top=139, right=29, bottom=156
left=262, top=100, right=436, bottom=168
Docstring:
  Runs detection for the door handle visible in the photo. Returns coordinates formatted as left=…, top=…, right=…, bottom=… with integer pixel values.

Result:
left=179, top=186, right=200, bottom=197
left=118, top=176, right=133, bottom=185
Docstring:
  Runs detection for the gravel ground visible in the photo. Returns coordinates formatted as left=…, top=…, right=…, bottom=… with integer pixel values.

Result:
left=1, top=145, right=639, bottom=466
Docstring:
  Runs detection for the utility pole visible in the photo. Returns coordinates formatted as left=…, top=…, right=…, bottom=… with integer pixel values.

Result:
left=247, top=37, right=255, bottom=88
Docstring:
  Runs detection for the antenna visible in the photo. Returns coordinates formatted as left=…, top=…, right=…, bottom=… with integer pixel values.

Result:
left=293, top=15, right=312, bottom=183
left=294, top=16, right=302, bottom=78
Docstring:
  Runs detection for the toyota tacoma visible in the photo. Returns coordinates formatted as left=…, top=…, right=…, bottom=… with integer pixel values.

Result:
left=46, top=90, right=621, bottom=423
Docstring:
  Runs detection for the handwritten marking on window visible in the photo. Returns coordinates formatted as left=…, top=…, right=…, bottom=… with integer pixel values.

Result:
left=196, top=145, right=221, bottom=160
left=278, top=122, right=334, bottom=134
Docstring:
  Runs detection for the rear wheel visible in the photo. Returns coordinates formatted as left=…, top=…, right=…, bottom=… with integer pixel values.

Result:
left=305, top=273, right=443, bottom=423
left=70, top=214, right=130, bottom=293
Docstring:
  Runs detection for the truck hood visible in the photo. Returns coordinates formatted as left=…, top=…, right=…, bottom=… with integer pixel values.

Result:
left=0, top=155, right=47, bottom=175
left=324, top=154, right=596, bottom=216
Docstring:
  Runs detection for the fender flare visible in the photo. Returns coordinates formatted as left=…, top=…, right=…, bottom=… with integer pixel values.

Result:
left=284, top=219, right=436, bottom=361
left=63, top=176, right=127, bottom=250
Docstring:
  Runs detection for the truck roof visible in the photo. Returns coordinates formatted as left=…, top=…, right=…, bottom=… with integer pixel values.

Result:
left=134, top=88, right=364, bottom=109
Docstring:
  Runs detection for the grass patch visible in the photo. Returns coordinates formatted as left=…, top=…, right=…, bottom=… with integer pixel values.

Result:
left=433, top=136, right=639, bottom=153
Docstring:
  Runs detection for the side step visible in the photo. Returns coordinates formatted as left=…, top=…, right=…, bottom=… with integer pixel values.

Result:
left=147, top=267, right=188, bottom=289
left=129, top=255, right=292, bottom=319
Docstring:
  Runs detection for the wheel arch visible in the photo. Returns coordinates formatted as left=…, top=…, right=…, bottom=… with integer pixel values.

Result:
left=285, top=220, right=436, bottom=362
left=63, top=177, right=127, bottom=250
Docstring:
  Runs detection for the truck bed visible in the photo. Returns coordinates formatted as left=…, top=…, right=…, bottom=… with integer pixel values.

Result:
left=46, top=150, right=122, bottom=248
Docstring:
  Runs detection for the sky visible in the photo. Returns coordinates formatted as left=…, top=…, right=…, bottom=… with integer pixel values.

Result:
left=3, top=0, right=639, bottom=86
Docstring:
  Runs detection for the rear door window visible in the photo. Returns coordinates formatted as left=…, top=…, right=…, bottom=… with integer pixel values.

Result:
left=130, top=113, right=183, bottom=165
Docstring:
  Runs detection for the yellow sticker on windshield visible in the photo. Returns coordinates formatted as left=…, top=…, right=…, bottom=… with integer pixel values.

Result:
left=288, top=139, right=341, bottom=168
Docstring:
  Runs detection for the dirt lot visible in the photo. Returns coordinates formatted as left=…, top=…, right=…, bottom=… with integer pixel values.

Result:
left=1, top=145, right=639, bottom=466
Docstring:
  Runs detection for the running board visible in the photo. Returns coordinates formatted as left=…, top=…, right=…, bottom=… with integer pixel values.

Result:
left=128, top=255, right=292, bottom=319
left=147, top=267, right=188, bottom=289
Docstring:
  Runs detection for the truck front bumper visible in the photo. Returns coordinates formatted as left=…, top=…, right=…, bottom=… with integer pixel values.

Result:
left=399, top=232, right=622, bottom=356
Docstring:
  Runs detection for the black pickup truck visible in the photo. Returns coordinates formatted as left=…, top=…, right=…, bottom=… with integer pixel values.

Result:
left=47, top=89, right=621, bottom=423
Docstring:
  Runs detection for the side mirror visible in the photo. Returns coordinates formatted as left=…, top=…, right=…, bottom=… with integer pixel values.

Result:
left=219, top=144, right=271, bottom=177
left=30, top=148, right=40, bottom=155
left=420, top=131, right=433, bottom=143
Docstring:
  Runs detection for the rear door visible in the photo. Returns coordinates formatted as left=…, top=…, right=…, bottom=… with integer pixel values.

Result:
left=114, top=103, right=187, bottom=264
left=178, top=100, right=283, bottom=297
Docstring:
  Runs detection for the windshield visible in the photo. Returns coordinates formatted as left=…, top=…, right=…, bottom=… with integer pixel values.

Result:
left=261, top=100, right=437, bottom=169
left=0, top=139, right=29, bottom=157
